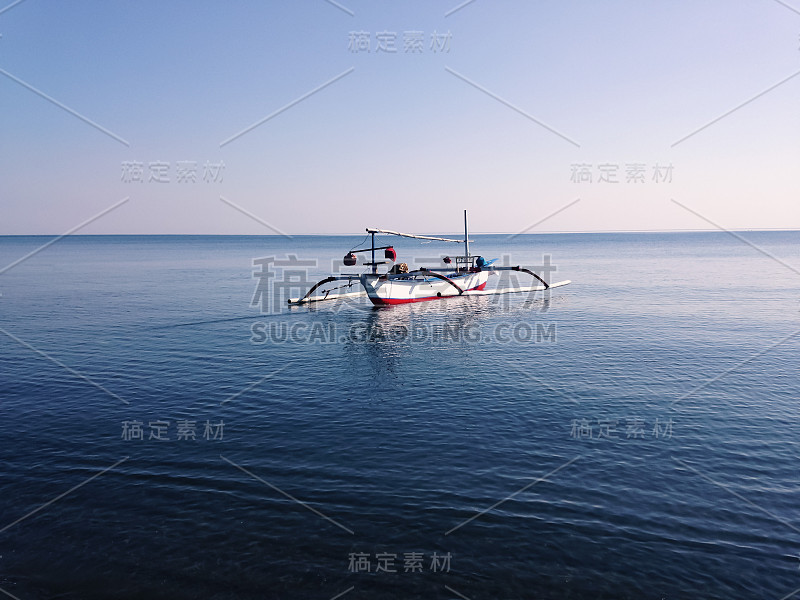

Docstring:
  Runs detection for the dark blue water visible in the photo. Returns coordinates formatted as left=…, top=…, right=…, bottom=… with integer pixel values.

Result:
left=1, top=232, right=799, bottom=599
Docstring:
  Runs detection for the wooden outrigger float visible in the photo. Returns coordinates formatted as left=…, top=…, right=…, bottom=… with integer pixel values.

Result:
left=288, top=210, right=570, bottom=307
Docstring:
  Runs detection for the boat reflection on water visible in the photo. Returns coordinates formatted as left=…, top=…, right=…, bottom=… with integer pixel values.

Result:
left=339, top=295, right=506, bottom=384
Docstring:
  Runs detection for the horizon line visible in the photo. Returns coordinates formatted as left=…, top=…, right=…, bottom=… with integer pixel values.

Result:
left=1, top=227, right=800, bottom=237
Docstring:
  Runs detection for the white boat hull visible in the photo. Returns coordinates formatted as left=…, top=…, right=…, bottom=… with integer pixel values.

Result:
left=287, top=277, right=571, bottom=306
left=361, top=271, right=489, bottom=305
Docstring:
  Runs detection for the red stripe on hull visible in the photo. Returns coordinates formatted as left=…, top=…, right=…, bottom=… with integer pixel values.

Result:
left=368, top=281, right=487, bottom=306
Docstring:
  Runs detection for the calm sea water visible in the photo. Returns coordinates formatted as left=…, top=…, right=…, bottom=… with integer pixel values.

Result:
left=1, top=232, right=799, bottom=599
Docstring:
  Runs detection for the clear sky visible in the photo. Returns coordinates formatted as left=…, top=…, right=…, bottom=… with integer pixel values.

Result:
left=1, top=0, right=798, bottom=235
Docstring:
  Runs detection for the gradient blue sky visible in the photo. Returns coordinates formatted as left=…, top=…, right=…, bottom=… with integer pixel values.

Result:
left=1, top=0, right=798, bottom=234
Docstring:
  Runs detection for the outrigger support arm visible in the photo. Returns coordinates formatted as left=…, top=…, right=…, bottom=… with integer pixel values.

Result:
left=295, top=276, right=337, bottom=304
left=511, top=266, right=549, bottom=289
left=488, top=266, right=550, bottom=289
left=406, top=268, right=465, bottom=294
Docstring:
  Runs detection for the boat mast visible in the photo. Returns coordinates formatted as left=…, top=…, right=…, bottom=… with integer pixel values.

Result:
left=371, top=231, right=376, bottom=274
left=463, top=210, right=470, bottom=259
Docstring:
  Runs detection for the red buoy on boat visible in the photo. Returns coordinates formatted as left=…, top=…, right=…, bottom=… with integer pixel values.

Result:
left=343, top=252, right=357, bottom=266
left=384, top=247, right=396, bottom=261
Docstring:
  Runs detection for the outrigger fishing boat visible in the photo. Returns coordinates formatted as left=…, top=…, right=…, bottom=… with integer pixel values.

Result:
left=288, top=211, right=570, bottom=307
